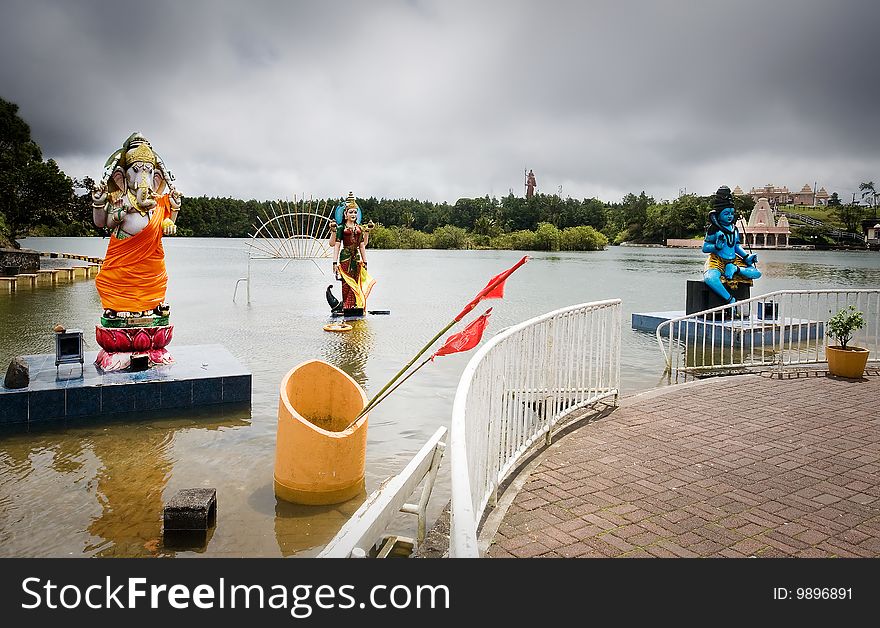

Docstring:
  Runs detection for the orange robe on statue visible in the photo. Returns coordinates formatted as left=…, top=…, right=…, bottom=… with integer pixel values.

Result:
left=95, top=195, right=171, bottom=312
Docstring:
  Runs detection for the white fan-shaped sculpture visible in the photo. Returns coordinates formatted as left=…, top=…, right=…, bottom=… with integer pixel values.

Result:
left=234, top=197, right=335, bottom=303
left=246, top=198, right=334, bottom=259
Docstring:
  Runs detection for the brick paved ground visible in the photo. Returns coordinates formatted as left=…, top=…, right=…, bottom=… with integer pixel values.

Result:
left=485, top=372, right=880, bottom=558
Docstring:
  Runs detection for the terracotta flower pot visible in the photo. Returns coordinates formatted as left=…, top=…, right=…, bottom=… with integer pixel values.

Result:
left=826, top=345, right=870, bottom=378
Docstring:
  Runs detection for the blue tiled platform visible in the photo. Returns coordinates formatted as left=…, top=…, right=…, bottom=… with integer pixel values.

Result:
left=632, top=310, right=824, bottom=347
left=0, top=344, right=251, bottom=426
left=632, top=311, right=683, bottom=334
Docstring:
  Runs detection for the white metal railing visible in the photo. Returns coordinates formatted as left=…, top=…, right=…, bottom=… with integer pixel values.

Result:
left=319, top=426, right=447, bottom=558
left=777, top=211, right=865, bottom=242
left=449, top=300, right=622, bottom=558
left=778, top=210, right=824, bottom=227
left=657, top=289, right=880, bottom=383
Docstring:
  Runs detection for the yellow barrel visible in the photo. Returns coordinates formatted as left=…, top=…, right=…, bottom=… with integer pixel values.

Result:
left=274, top=360, right=368, bottom=505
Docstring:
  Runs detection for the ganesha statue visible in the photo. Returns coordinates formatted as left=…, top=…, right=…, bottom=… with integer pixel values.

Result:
left=91, top=133, right=181, bottom=371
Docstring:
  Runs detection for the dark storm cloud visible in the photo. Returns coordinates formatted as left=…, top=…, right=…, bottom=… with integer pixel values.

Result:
left=1, top=0, right=877, bottom=202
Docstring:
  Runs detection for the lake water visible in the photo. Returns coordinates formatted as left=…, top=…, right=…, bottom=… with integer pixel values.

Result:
left=1, top=238, right=878, bottom=556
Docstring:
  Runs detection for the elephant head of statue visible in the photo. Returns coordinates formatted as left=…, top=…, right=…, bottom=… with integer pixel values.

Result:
left=92, top=132, right=180, bottom=216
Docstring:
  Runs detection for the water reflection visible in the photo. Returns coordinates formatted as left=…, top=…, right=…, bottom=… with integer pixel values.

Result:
left=622, top=251, right=880, bottom=284
left=162, top=527, right=216, bottom=553
left=85, top=425, right=174, bottom=557
left=762, top=261, right=880, bottom=285
left=321, top=319, right=374, bottom=388
left=621, top=251, right=702, bottom=274
left=673, top=339, right=827, bottom=370
left=0, top=407, right=249, bottom=557
left=273, top=491, right=366, bottom=557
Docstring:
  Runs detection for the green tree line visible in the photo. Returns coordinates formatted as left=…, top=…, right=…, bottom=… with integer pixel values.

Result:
left=2, top=97, right=873, bottom=251
left=173, top=192, right=732, bottom=251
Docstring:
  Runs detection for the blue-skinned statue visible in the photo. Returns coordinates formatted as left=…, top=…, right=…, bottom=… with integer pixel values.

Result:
left=702, top=186, right=761, bottom=304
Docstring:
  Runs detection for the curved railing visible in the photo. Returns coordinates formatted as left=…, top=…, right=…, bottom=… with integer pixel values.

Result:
left=449, top=300, right=621, bottom=557
left=656, top=289, right=880, bottom=383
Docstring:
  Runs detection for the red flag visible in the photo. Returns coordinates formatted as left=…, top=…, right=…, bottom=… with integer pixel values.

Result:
left=454, top=255, right=529, bottom=321
left=432, top=308, right=492, bottom=359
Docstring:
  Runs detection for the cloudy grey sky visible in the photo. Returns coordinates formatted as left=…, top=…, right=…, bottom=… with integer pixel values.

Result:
left=2, top=0, right=878, bottom=204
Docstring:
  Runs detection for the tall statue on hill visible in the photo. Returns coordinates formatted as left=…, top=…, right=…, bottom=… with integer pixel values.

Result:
left=701, top=185, right=761, bottom=304
left=90, top=133, right=181, bottom=371
left=525, top=169, right=536, bottom=199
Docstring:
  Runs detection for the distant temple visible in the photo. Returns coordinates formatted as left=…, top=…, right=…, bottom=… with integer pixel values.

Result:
left=737, top=183, right=830, bottom=207
left=862, top=218, right=880, bottom=250
left=741, top=197, right=791, bottom=248
left=793, top=183, right=829, bottom=206
left=666, top=193, right=792, bottom=249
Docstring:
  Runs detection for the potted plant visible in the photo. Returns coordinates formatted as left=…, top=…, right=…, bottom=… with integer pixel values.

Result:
left=826, top=305, right=869, bottom=378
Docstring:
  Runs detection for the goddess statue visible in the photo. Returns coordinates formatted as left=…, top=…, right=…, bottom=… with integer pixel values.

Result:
left=328, top=192, right=375, bottom=315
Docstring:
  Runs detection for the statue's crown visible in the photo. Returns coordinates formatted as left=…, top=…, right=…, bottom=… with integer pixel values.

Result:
left=713, top=185, right=734, bottom=211
left=123, top=136, right=156, bottom=167
left=345, top=191, right=358, bottom=209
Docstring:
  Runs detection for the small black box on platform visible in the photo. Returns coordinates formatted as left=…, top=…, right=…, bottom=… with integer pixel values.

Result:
left=757, top=301, right=777, bottom=319
left=129, top=353, right=149, bottom=371
left=163, top=488, right=217, bottom=532
left=55, top=329, right=84, bottom=374
left=685, top=280, right=750, bottom=315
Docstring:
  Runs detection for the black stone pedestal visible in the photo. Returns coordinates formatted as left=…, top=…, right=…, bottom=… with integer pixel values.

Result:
left=163, top=488, right=217, bottom=531
left=686, top=280, right=750, bottom=315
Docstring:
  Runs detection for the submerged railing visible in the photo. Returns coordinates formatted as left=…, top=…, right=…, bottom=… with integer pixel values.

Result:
left=449, top=300, right=621, bottom=558
left=319, top=427, right=447, bottom=558
left=656, top=289, right=880, bottom=383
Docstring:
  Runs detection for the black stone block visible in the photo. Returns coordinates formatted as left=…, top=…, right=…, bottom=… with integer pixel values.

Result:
left=685, top=280, right=750, bottom=315
left=193, top=378, right=222, bottom=405
left=162, top=529, right=212, bottom=551
left=101, top=384, right=137, bottom=414
left=222, top=375, right=251, bottom=403
left=65, top=386, right=101, bottom=417
left=757, top=300, right=777, bottom=319
left=161, top=380, right=192, bottom=409
left=132, top=382, right=161, bottom=412
left=164, top=488, right=217, bottom=531
left=0, top=391, right=28, bottom=424
left=29, top=389, right=65, bottom=422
